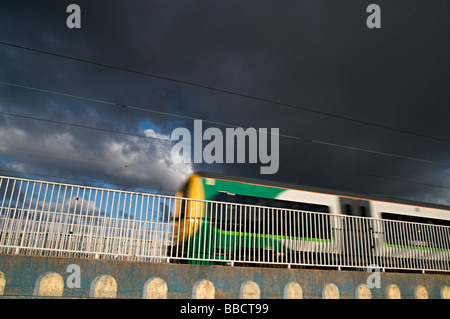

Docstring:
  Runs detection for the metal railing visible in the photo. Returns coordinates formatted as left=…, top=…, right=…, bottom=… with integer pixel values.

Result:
left=170, top=199, right=450, bottom=272
left=0, top=176, right=173, bottom=262
left=1, top=175, right=449, bottom=272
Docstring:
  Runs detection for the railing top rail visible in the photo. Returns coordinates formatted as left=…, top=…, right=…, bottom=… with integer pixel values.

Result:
left=0, top=175, right=176, bottom=199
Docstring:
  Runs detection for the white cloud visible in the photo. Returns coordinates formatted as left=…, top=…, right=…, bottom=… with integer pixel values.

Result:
left=142, top=128, right=171, bottom=140
left=0, top=115, right=192, bottom=193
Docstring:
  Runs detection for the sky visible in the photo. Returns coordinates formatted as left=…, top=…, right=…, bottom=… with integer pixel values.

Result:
left=0, top=1, right=449, bottom=205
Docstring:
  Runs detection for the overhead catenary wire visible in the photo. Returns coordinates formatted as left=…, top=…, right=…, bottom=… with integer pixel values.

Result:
left=0, top=81, right=447, bottom=168
left=1, top=88, right=449, bottom=192
left=1, top=43, right=449, bottom=198
left=1, top=143, right=450, bottom=192
left=1, top=41, right=449, bottom=144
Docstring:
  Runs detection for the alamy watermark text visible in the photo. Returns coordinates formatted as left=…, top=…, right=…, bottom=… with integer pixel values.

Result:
left=170, top=120, right=279, bottom=174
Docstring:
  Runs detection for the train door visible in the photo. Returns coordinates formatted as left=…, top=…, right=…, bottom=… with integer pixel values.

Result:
left=339, top=198, right=375, bottom=267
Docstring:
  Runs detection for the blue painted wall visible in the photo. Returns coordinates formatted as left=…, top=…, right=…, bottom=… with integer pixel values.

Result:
left=0, top=254, right=449, bottom=299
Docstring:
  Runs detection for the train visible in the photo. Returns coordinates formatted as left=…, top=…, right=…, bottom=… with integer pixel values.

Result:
left=171, top=172, right=450, bottom=270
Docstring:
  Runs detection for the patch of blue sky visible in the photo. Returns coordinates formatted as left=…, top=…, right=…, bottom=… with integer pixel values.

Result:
left=0, top=155, right=12, bottom=165
left=138, top=120, right=159, bottom=134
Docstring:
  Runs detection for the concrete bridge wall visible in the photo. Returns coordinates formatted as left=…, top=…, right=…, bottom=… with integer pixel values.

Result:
left=1, top=254, right=450, bottom=299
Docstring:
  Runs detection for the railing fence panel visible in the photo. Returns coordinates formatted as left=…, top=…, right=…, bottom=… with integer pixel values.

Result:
left=1, top=175, right=449, bottom=272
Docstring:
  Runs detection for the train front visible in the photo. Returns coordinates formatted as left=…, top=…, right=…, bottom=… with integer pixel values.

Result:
left=172, top=174, right=206, bottom=257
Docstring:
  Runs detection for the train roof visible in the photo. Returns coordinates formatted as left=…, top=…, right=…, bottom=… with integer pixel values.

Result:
left=195, top=171, right=450, bottom=212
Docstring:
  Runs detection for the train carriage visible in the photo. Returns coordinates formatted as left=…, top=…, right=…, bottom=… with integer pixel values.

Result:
left=172, top=172, right=450, bottom=270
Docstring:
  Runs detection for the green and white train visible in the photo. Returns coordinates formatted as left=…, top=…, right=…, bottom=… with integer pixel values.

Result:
left=172, top=172, right=450, bottom=269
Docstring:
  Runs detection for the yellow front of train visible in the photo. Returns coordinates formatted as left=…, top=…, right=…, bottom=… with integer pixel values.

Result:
left=173, top=174, right=205, bottom=243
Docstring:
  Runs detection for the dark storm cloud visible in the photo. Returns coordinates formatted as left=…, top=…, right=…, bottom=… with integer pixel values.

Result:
left=0, top=1, right=449, bottom=204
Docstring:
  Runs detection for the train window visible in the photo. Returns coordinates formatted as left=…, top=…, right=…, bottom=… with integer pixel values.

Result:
left=211, top=192, right=330, bottom=213
left=214, top=191, right=235, bottom=202
left=360, top=206, right=367, bottom=217
left=340, top=198, right=371, bottom=217
left=381, top=212, right=450, bottom=227
left=344, top=204, right=352, bottom=215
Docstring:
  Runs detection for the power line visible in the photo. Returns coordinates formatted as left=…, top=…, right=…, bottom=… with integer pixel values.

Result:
left=2, top=143, right=449, bottom=192
left=1, top=109, right=449, bottom=192
left=2, top=107, right=448, bottom=189
left=1, top=82, right=448, bottom=193
left=1, top=41, right=449, bottom=144
left=292, top=159, right=450, bottom=191
left=1, top=81, right=447, bottom=167
left=312, top=140, right=448, bottom=167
